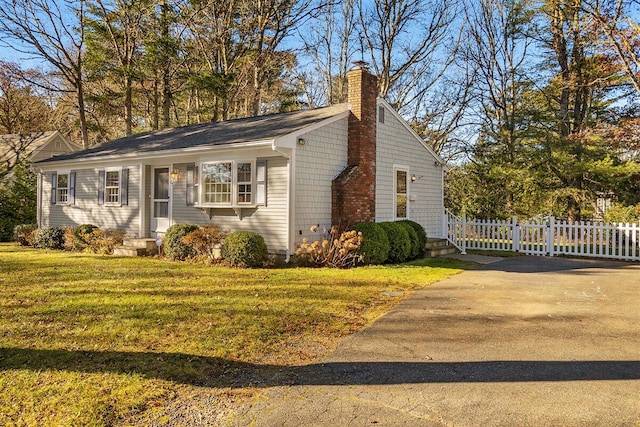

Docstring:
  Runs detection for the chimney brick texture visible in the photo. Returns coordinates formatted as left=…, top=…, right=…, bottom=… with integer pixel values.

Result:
left=331, top=67, right=378, bottom=227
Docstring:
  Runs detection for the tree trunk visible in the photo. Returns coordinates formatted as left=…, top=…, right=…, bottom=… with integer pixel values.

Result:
left=76, top=75, right=89, bottom=148
left=125, top=75, right=132, bottom=135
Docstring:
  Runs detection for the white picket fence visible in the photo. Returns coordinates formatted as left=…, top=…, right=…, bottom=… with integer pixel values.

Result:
left=444, top=209, right=640, bottom=261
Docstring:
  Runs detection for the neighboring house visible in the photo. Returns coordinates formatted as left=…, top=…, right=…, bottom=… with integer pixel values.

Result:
left=1, top=131, right=79, bottom=175
left=34, top=66, right=445, bottom=259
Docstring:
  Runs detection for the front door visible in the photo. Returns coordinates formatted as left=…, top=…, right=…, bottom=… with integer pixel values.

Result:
left=151, top=167, right=170, bottom=236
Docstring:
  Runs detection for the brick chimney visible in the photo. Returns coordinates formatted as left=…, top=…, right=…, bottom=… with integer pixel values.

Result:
left=331, top=63, right=378, bottom=226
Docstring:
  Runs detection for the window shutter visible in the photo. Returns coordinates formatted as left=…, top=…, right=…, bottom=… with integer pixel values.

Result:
left=121, top=169, right=129, bottom=206
left=256, top=159, right=267, bottom=206
left=69, top=171, right=76, bottom=205
left=98, top=170, right=105, bottom=205
left=51, top=172, right=57, bottom=204
left=186, top=164, right=198, bottom=206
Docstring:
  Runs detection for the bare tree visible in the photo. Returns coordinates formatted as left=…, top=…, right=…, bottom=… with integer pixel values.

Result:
left=0, top=0, right=90, bottom=147
left=298, top=0, right=357, bottom=106
left=458, top=0, right=538, bottom=215
left=239, top=0, right=319, bottom=116
left=463, top=0, right=535, bottom=150
left=357, top=0, right=457, bottom=110
left=0, top=61, right=56, bottom=134
left=581, top=0, right=640, bottom=95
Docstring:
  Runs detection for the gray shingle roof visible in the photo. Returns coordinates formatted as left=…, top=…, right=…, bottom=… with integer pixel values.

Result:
left=36, top=104, right=349, bottom=164
left=1, top=131, right=56, bottom=163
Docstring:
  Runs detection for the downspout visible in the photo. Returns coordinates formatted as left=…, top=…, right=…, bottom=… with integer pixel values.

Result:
left=272, top=141, right=293, bottom=262
left=138, top=164, right=145, bottom=238
left=36, top=169, right=42, bottom=228
left=441, top=163, right=445, bottom=239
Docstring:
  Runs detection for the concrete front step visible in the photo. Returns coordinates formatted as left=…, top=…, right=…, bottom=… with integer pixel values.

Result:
left=425, top=238, right=451, bottom=249
left=122, top=238, right=158, bottom=255
left=113, top=245, right=148, bottom=257
left=425, top=246, right=459, bottom=257
left=425, top=238, right=458, bottom=257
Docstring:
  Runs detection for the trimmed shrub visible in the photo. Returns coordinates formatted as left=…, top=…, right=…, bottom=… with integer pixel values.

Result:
left=13, top=224, right=37, bottom=246
left=76, top=224, right=99, bottom=239
left=351, top=222, right=389, bottom=265
left=84, top=229, right=125, bottom=254
left=63, top=227, right=76, bottom=251
left=32, top=226, right=66, bottom=250
left=181, top=225, right=228, bottom=263
left=396, top=221, right=420, bottom=260
left=399, top=220, right=427, bottom=257
left=296, top=226, right=363, bottom=268
left=378, top=222, right=411, bottom=263
left=74, top=224, right=99, bottom=251
left=164, top=223, right=199, bottom=260
left=222, top=231, right=269, bottom=268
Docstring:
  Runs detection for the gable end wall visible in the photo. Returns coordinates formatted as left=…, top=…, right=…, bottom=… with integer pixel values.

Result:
left=375, top=104, right=443, bottom=238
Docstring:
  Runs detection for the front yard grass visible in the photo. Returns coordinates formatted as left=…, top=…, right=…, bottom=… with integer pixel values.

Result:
left=0, top=243, right=471, bottom=426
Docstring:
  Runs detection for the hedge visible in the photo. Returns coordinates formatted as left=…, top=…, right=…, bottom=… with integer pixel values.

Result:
left=350, top=222, right=390, bottom=265
left=378, top=222, right=411, bottom=263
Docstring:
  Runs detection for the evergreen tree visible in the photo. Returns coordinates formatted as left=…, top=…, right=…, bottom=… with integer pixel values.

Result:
left=0, top=161, right=36, bottom=241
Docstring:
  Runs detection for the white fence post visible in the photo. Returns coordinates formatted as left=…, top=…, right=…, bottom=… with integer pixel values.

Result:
left=512, top=216, right=519, bottom=253
left=461, top=214, right=467, bottom=254
left=547, top=216, right=555, bottom=257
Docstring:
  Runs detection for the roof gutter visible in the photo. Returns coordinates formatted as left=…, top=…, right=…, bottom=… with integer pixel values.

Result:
left=34, top=139, right=275, bottom=168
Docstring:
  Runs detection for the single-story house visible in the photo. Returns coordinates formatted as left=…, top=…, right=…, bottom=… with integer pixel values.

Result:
left=34, top=65, right=445, bottom=259
left=1, top=131, right=79, bottom=175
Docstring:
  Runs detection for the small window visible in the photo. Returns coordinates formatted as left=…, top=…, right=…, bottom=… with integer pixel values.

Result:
left=395, top=168, right=408, bottom=220
left=105, top=170, right=120, bottom=204
left=237, top=162, right=252, bottom=204
left=98, top=168, right=127, bottom=206
left=57, top=173, right=69, bottom=204
left=378, top=106, right=385, bottom=123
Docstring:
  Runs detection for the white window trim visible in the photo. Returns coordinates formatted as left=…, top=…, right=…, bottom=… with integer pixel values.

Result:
left=199, top=159, right=256, bottom=208
left=394, top=165, right=410, bottom=220
left=56, top=170, right=70, bottom=205
left=104, top=167, right=122, bottom=206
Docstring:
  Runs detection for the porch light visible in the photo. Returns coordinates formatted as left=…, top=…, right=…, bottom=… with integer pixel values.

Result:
left=411, top=174, right=417, bottom=182
left=170, top=168, right=180, bottom=184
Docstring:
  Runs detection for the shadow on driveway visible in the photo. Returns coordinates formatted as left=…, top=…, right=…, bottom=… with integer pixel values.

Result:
left=1, top=347, right=639, bottom=387
left=472, top=255, right=638, bottom=273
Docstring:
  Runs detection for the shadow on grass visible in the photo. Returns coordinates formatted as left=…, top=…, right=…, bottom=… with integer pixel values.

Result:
left=1, top=347, right=638, bottom=387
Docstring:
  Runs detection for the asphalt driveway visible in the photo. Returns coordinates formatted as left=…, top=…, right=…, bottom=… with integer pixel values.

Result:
left=232, top=256, right=640, bottom=426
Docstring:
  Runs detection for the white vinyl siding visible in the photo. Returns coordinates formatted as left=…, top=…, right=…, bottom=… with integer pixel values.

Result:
left=376, top=103, right=443, bottom=238
left=294, top=117, right=348, bottom=245
left=172, top=157, right=288, bottom=253
left=41, top=166, right=141, bottom=236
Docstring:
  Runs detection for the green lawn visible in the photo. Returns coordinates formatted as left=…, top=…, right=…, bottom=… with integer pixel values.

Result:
left=0, top=243, right=471, bottom=426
